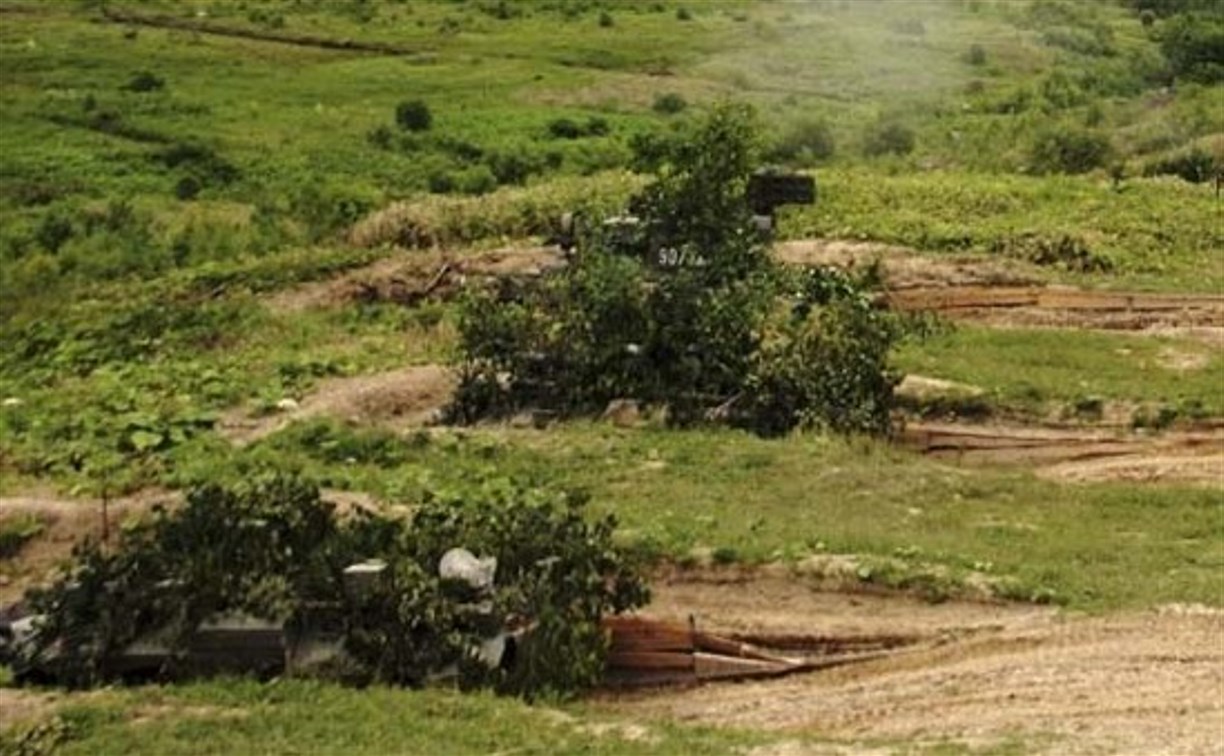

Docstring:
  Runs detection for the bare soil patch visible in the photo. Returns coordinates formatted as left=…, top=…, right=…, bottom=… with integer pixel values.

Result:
left=219, top=364, right=457, bottom=445
left=0, top=688, right=61, bottom=730
left=264, top=246, right=560, bottom=315
left=606, top=576, right=1224, bottom=755
left=776, top=240, right=1041, bottom=290
left=0, top=490, right=176, bottom=605
left=779, top=239, right=1224, bottom=337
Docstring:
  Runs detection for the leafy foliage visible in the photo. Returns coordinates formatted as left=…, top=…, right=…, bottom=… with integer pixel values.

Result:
left=863, top=121, right=916, bottom=157
left=395, top=99, right=433, bottom=132
left=452, top=104, right=903, bottom=435
left=18, top=475, right=648, bottom=697
left=1158, top=12, right=1224, bottom=83
left=1028, top=125, right=1113, bottom=174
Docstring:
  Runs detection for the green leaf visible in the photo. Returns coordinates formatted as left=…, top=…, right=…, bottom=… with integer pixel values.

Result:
left=129, top=429, right=165, bottom=452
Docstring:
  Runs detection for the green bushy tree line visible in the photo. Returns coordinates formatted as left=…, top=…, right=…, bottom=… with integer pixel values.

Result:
left=451, top=103, right=905, bottom=436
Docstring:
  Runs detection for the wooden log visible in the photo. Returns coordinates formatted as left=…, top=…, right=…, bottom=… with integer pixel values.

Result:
left=606, top=651, right=695, bottom=671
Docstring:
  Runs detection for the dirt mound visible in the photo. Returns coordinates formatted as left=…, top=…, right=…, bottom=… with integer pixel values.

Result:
left=902, top=421, right=1223, bottom=485
left=265, top=246, right=560, bottom=314
left=220, top=364, right=456, bottom=445
left=779, top=239, right=1224, bottom=337
left=0, top=490, right=175, bottom=605
left=776, top=240, right=1041, bottom=290
left=606, top=577, right=1224, bottom=754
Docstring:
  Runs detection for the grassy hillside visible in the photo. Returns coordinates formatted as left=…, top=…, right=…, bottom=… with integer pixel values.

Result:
left=1, top=0, right=1220, bottom=306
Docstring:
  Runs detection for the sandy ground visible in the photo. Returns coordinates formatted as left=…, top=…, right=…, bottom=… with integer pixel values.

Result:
left=604, top=575, right=1224, bottom=755
left=0, top=490, right=176, bottom=605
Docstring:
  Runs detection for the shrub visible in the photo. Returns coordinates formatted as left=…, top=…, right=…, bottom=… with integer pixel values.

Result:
left=770, top=118, right=835, bottom=164
left=585, top=116, right=610, bottom=136
left=1028, top=125, right=1113, bottom=174
left=1159, top=13, right=1224, bottom=83
left=395, top=99, right=433, bottom=132
left=676, top=7, right=692, bottom=21
left=366, top=125, right=394, bottom=149
left=457, top=164, right=499, bottom=195
left=121, top=70, right=164, bottom=92
left=175, top=175, right=202, bottom=200
left=1143, top=146, right=1218, bottom=183
left=547, top=117, right=583, bottom=139
left=965, top=43, right=987, bottom=66
left=428, top=171, right=457, bottom=193
left=34, top=209, right=74, bottom=253
left=598, top=10, right=614, bottom=27
left=155, top=141, right=241, bottom=187
left=863, top=120, right=916, bottom=157
left=485, top=149, right=543, bottom=185
left=16, top=475, right=649, bottom=696
left=652, top=92, right=688, bottom=115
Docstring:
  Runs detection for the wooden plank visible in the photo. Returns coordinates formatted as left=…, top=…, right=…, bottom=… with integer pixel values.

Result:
left=606, top=651, right=695, bottom=671
left=692, top=631, right=800, bottom=665
left=694, top=653, right=794, bottom=681
left=604, top=616, right=694, bottom=653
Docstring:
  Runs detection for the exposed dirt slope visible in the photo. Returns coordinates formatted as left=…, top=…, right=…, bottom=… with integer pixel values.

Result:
left=219, top=364, right=457, bottom=445
left=0, top=491, right=175, bottom=605
left=606, top=576, right=1224, bottom=755
left=779, top=239, right=1224, bottom=337
left=264, top=246, right=560, bottom=314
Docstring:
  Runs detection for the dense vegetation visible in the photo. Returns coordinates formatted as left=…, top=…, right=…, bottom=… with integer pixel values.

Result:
left=453, top=104, right=906, bottom=435
left=15, top=475, right=648, bottom=696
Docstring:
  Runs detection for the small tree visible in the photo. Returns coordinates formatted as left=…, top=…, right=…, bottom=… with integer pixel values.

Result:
left=1028, top=125, right=1113, bottom=174
left=395, top=99, right=433, bottom=132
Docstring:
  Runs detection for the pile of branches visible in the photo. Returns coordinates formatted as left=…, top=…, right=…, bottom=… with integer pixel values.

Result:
left=12, top=475, right=648, bottom=698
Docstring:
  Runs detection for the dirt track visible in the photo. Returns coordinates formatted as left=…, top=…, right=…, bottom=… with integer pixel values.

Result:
left=902, top=421, right=1224, bottom=485
left=218, top=364, right=457, bottom=445
left=606, top=576, right=1224, bottom=754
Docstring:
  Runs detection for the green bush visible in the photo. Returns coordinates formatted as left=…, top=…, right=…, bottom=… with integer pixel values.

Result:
left=121, top=70, right=164, bottom=92
left=457, top=164, right=499, bottom=195
left=17, top=475, right=649, bottom=696
left=1028, top=125, right=1113, bottom=174
left=965, top=43, right=987, bottom=66
left=1159, top=13, right=1224, bottom=83
left=652, top=92, right=688, bottom=115
left=863, top=120, right=915, bottom=157
left=598, top=10, right=614, bottom=27
left=1143, top=146, right=1218, bottom=183
left=395, top=99, right=433, bottom=132
left=547, top=117, right=583, bottom=139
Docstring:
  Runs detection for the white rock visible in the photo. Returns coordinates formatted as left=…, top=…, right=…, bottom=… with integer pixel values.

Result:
left=275, top=398, right=300, bottom=412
